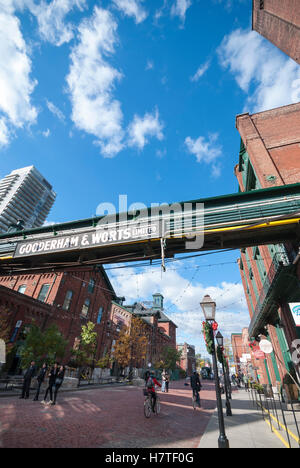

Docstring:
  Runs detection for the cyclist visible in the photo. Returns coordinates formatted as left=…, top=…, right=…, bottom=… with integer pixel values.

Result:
left=145, top=371, right=161, bottom=412
left=190, top=371, right=202, bottom=407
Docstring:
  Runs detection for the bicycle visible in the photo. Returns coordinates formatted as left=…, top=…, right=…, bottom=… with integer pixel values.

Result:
left=143, top=389, right=160, bottom=418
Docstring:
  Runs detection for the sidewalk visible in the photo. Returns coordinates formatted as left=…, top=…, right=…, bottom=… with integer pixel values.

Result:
left=0, top=381, right=127, bottom=398
left=198, top=388, right=299, bottom=449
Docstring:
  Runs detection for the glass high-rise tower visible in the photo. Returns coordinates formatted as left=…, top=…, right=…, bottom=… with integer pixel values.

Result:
left=0, top=166, right=56, bottom=232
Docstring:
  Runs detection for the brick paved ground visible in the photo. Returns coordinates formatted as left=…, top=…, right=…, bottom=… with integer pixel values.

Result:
left=0, top=380, right=217, bottom=448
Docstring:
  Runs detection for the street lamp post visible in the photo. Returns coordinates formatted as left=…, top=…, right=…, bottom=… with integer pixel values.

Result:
left=201, top=295, right=230, bottom=449
left=216, top=332, right=232, bottom=417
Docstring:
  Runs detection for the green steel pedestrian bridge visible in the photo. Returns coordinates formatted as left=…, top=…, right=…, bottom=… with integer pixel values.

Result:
left=0, top=183, right=299, bottom=273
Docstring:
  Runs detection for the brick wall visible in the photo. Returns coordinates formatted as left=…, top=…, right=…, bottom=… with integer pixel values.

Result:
left=252, top=0, right=300, bottom=64
left=235, top=102, right=300, bottom=387
left=0, top=266, right=116, bottom=365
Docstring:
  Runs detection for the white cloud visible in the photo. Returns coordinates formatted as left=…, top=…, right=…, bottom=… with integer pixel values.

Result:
left=190, top=60, right=210, bottom=82
left=128, top=109, right=164, bottom=150
left=218, top=28, right=300, bottom=113
left=42, top=128, right=50, bottom=137
left=29, top=0, right=86, bottom=46
left=185, top=133, right=222, bottom=166
left=156, top=148, right=166, bottom=158
left=171, top=0, right=192, bottom=23
left=46, top=100, right=65, bottom=122
left=66, top=6, right=125, bottom=158
left=145, top=60, right=154, bottom=71
left=107, top=264, right=249, bottom=354
left=0, top=5, right=37, bottom=144
left=112, top=0, right=147, bottom=24
left=154, top=0, right=168, bottom=21
left=0, top=118, right=10, bottom=147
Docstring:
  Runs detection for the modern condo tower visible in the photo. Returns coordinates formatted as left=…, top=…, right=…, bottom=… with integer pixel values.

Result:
left=0, top=166, right=56, bottom=232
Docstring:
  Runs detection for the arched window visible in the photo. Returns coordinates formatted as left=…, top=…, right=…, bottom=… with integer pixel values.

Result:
left=18, top=285, right=27, bottom=294
left=97, top=307, right=103, bottom=324
left=81, top=299, right=90, bottom=318
left=88, top=279, right=95, bottom=294
left=62, top=290, right=73, bottom=310
left=37, top=284, right=50, bottom=302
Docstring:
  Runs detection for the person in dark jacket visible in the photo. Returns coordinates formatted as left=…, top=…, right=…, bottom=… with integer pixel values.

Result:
left=41, top=362, right=59, bottom=405
left=165, top=371, right=170, bottom=393
left=51, top=365, right=65, bottom=406
left=190, top=371, right=202, bottom=407
left=20, top=361, right=36, bottom=399
left=33, top=363, right=48, bottom=401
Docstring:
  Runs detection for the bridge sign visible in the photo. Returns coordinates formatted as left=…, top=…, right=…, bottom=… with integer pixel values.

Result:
left=14, top=221, right=160, bottom=259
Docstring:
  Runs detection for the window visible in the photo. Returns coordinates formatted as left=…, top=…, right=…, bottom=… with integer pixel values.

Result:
left=63, top=290, right=73, bottom=311
left=97, top=307, right=103, bottom=324
left=81, top=299, right=90, bottom=318
left=253, top=246, right=266, bottom=280
left=88, top=279, right=95, bottom=294
left=18, top=285, right=27, bottom=294
left=246, top=163, right=260, bottom=191
left=259, top=0, right=264, bottom=9
left=37, top=284, right=50, bottom=302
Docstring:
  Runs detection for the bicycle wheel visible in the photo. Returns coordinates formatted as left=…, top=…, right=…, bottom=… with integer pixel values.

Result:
left=192, top=396, right=197, bottom=410
left=155, top=396, right=160, bottom=415
left=144, top=398, right=152, bottom=418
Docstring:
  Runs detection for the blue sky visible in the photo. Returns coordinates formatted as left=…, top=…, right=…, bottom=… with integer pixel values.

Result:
left=1, top=0, right=299, bottom=357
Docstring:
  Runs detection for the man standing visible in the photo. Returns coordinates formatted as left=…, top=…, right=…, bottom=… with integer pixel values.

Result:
left=20, top=361, right=36, bottom=399
left=33, top=363, right=47, bottom=401
left=165, top=371, right=170, bottom=393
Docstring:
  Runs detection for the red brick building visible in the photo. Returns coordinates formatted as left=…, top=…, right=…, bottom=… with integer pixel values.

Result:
left=177, top=342, right=196, bottom=376
left=107, top=294, right=177, bottom=374
left=231, top=329, right=268, bottom=383
left=234, top=102, right=300, bottom=391
left=231, top=333, right=243, bottom=373
left=252, top=0, right=300, bottom=64
left=0, top=265, right=117, bottom=370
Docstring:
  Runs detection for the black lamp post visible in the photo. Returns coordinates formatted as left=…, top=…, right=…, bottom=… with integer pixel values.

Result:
left=201, top=295, right=230, bottom=449
left=216, top=331, right=232, bottom=417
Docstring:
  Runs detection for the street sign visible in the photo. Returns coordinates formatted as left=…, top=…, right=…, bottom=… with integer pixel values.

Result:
left=253, top=350, right=265, bottom=359
left=289, top=303, right=300, bottom=327
left=259, top=340, right=273, bottom=354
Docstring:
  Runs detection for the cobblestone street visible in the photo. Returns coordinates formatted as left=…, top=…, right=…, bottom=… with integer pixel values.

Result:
left=0, top=380, right=216, bottom=448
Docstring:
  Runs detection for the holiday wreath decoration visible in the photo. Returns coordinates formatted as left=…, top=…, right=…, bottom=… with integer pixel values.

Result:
left=249, top=340, right=257, bottom=351
left=217, top=345, right=229, bottom=371
left=202, top=321, right=218, bottom=355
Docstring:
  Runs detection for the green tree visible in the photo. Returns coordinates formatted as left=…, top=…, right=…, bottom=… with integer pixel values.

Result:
left=113, top=316, right=148, bottom=377
left=195, top=353, right=205, bottom=371
left=19, top=323, right=67, bottom=369
left=0, top=306, right=13, bottom=350
left=71, top=321, right=98, bottom=370
left=19, top=324, right=44, bottom=369
left=43, top=324, right=68, bottom=365
left=157, top=346, right=182, bottom=371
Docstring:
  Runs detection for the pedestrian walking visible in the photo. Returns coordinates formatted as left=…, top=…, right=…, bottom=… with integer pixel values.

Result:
left=165, top=371, right=170, bottom=393
left=41, top=362, right=59, bottom=405
left=19, top=361, right=36, bottom=399
left=33, top=363, right=47, bottom=401
left=161, top=370, right=166, bottom=392
left=243, top=375, right=249, bottom=392
left=51, top=365, right=65, bottom=406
